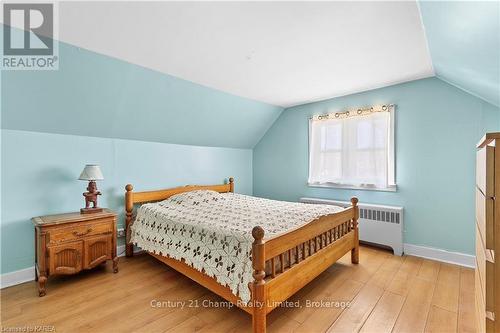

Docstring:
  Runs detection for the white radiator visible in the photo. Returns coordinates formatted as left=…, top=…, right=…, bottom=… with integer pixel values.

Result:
left=300, top=197, right=403, bottom=256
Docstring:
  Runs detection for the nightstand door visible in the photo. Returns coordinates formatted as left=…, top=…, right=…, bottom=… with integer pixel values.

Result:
left=49, top=241, right=83, bottom=275
left=84, top=234, right=112, bottom=269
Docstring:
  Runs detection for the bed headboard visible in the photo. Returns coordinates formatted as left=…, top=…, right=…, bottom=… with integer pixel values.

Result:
left=124, top=177, right=234, bottom=256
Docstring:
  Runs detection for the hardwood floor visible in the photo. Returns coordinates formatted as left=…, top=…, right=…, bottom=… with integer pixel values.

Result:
left=1, top=246, right=476, bottom=333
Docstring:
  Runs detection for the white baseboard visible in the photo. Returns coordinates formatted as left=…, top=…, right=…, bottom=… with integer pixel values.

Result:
left=404, top=243, right=475, bottom=268
left=2, top=243, right=474, bottom=289
left=0, top=266, right=35, bottom=289
left=0, top=245, right=139, bottom=289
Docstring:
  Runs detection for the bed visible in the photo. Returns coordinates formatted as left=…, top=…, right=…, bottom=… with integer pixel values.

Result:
left=124, top=178, right=359, bottom=333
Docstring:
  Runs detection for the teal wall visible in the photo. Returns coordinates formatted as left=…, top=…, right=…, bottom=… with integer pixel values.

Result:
left=253, top=77, right=500, bottom=255
left=419, top=1, right=500, bottom=106
left=0, top=35, right=281, bottom=274
left=481, top=101, right=500, bottom=134
left=1, top=130, right=252, bottom=273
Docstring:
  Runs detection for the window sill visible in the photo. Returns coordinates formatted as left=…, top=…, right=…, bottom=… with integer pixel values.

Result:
left=307, top=183, right=397, bottom=192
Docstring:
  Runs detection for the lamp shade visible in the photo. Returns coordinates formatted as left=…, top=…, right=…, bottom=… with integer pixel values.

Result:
left=78, top=165, right=104, bottom=181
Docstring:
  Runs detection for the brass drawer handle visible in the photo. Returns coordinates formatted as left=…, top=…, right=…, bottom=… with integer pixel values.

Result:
left=73, top=228, right=92, bottom=237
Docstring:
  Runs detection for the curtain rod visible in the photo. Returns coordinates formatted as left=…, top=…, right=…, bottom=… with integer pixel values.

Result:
left=310, top=104, right=395, bottom=120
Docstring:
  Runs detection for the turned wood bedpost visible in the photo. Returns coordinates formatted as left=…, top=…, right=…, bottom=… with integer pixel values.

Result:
left=251, top=226, right=266, bottom=333
left=125, top=184, right=134, bottom=257
left=351, top=197, right=359, bottom=264
left=229, top=177, right=234, bottom=193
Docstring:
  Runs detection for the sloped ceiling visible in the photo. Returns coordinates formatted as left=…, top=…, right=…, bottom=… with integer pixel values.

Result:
left=1, top=30, right=283, bottom=149
left=419, top=0, right=500, bottom=107
left=2, top=0, right=498, bottom=151
left=18, top=1, right=434, bottom=108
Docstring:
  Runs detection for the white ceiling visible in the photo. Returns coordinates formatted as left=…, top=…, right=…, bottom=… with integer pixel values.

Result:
left=59, top=1, right=434, bottom=107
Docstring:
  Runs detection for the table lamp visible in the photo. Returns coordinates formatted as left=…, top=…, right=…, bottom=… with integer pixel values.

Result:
left=79, top=164, right=104, bottom=214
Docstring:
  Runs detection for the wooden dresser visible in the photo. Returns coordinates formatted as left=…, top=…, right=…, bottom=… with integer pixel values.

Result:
left=476, top=133, right=500, bottom=332
left=32, top=209, right=118, bottom=296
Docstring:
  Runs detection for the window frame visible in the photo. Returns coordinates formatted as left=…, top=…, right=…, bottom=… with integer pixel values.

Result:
left=307, top=106, right=397, bottom=192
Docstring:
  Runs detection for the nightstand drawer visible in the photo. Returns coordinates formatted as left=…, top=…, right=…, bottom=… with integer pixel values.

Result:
left=48, top=221, right=113, bottom=244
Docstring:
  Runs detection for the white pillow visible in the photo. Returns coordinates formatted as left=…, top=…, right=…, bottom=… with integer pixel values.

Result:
left=167, top=190, right=224, bottom=206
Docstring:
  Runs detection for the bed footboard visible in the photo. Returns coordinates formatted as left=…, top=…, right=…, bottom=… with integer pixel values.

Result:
left=250, top=197, right=359, bottom=333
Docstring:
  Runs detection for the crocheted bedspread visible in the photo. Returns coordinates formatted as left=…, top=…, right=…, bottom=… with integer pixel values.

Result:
left=130, top=190, right=344, bottom=303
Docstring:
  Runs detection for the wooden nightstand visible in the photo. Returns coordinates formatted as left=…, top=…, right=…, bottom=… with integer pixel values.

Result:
left=32, top=209, right=118, bottom=296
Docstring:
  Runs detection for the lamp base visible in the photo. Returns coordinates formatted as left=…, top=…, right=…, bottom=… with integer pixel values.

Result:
left=80, top=207, right=103, bottom=214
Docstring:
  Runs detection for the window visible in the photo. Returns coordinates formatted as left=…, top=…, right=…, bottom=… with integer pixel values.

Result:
left=308, top=105, right=396, bottom=191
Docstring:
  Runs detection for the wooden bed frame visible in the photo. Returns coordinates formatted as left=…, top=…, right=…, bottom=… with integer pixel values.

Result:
left=125, top=178, right=359, bottom=333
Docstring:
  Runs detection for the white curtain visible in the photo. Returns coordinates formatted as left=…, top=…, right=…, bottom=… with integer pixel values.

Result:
left=308, top=110, right=395, bottom=189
